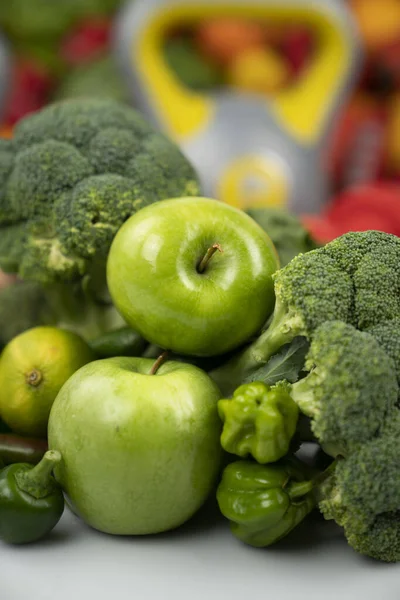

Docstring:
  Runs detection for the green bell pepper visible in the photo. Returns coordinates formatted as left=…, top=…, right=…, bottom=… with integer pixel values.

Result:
left=217, top=459, right=316, bottom=547
left=218, top=381, right=299, bottom=464
left=0, top=450, right=65, bottom=544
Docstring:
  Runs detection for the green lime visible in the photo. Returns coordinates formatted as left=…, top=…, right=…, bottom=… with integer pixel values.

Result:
left=0, top=326, right=95, bottom=437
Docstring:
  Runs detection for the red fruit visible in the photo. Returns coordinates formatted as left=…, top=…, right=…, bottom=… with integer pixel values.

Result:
left=301, top=215, right=341, bottom=244
left=302, top=182, right=400, bottom=242
left=326, top=183, right=400, bottom=235
left=3, top=60, right=53, bottom=126
left=60, top=17, right=111, bottom=66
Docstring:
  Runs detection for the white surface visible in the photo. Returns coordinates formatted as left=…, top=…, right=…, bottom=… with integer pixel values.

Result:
left=2, top=499, right=399, bottom=600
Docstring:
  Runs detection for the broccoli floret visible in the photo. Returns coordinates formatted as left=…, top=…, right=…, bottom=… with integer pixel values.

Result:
left=322, top=230, right=400, bottom=330
left=55, top=175, right=140, bottom=261
left=366, top=319, right=400, bottom=385
left=211, top=250, right=353, bottom=395
left=290, top=321, right=398, bottom=456
left=318, top=427, right=400, bottom=562
left=345, top=512, right=400, bottom=563
left=7, top=140, right=93, bottom=220
left=246, top=207, right=319, bottom=267
left=0, top=280, right=56, bottom=348
left=330, top=435, right=400, bottom=519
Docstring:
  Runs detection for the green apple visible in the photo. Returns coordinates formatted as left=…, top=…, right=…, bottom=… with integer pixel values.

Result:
left=47, top=356, right=222, bottom=535
left=107, top=197, right=279, bottom=357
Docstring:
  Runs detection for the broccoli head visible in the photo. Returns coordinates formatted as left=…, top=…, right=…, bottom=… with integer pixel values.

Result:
left=321, top=230, right=400, bottom=330
left=0, top=98, right=200, bottom=285
left=290, top=321, right=398, bottom=457
left=345, top=512, right=400, bottom=563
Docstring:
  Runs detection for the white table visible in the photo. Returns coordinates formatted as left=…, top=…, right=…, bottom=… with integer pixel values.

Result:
left=2, top=499, right=399, bottom=600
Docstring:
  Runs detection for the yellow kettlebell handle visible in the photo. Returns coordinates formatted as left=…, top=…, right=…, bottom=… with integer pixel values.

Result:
left=135, top=0, right=360, bottom=145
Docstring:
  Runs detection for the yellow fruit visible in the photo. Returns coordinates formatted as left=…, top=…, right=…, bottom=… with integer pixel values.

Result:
left=0, top=326, right=95, bottom=437
left=227, top=47, right=289, bottom=95
left=351, top=0, right=400, bottom=51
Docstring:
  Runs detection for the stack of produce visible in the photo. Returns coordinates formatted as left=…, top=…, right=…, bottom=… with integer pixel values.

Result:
left=0, top=99, right=399, bottom=563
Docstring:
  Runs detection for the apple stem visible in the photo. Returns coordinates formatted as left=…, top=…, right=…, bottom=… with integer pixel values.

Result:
left=150, top=351, right=169, bottom=375
left=197, top=243, right=223, bottom=274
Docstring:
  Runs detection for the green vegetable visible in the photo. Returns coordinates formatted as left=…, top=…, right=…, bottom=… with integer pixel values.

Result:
left=55, top=56, right=129, bottom=103
left=210, top=231, right=400, bottom=396
left=89, top=326, right=147, bottom=358
left=218, top=381, right=299, bottom=464
left=0, top=99, right=200, bottom=340
left=318, top=421, right=400, bottom=562
left=366, top=318, right=400, bottom=384
left=290, top=321, right=398, bottom=457
left=243, top=337, right=309, bottom=386
left=246, top=207, right=319, bottom=267
left=164, top=37, right=224, bottom=91
left=0, top=450, right=64, bottom=544
left=217, top=459, right=315, bottom=547
left=0, top=434, right=48, bottom=466
left=321, top=230, right=400, bottom=330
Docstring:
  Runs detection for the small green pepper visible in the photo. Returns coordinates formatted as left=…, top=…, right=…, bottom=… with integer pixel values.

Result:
left=217, top=459, right=315, bottom=547
left=0, top=450, right=65, bottom=544
left=218, top=381, right=299, bottom=464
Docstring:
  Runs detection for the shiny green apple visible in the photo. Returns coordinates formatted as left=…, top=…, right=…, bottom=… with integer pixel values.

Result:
left=107, top=197, right=279, bottom=356
left=48, top=356, right=222, bottom=535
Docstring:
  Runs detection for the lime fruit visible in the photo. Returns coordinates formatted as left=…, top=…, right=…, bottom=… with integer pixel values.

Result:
left=0, top=326, right=95, bottom=437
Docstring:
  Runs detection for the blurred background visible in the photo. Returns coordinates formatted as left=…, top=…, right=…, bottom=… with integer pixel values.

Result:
left=0, top=0, right=400, bottom=274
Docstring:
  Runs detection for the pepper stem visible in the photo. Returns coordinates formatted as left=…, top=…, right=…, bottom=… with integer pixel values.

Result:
left=287, top=480, right=314, bottom=500
left=150, top=351, right=169, bottom=375
left=15, top=450, right=62, bottom=499
left=197, top=243, right=223, bottom=274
